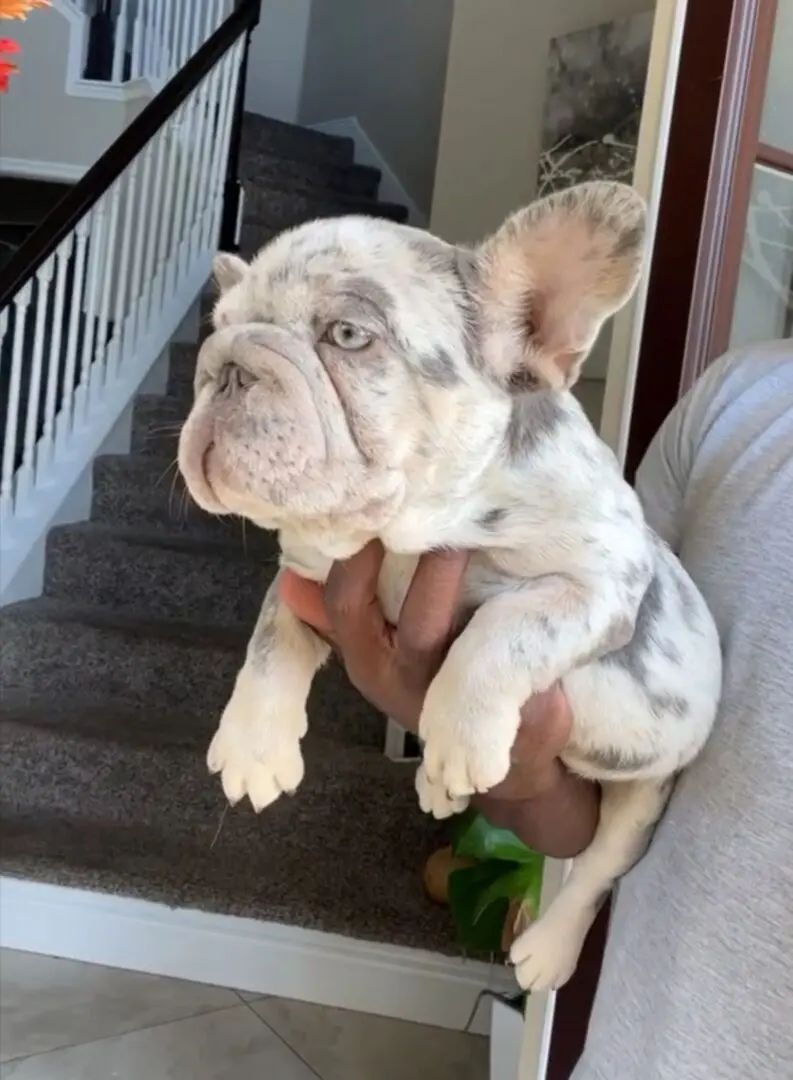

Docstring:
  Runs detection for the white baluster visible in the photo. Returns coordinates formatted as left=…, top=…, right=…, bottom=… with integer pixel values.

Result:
left=194, top=62, right=223, bottom=253
left=38, top=233, right=73, bottom=480
left=154, top=0, right=168, bottom=81
left=170, top=0, right=182, bottom=68
left=140, top=126, right=168, bottom=335
left=161, top=0, right=175, bottom=77
left=167, top=92, right=199, bottom=299
left=131, top=10, right=144, bottom=80
left=111, top=0, right=129, bottom=83
left=178, top=0, right=192, bottom=67
left=0, top=305, right=11, bottom=516
left=126, top=140, right=155, bottom=354
left=16, top=258, right=56, bottom=502
left=153, top=114, right=181, bottom=316
left=204, top=0, right=216, bottom=40
left=76, top=200, right=107, bottom=423
left=207, top=41, right=245, bottom=252
left=1, top=282, right=33, bottom=519
left=93, top=181, right=122, bottom=398
left=56, top=217, right=90, bottom=451
left=199, top=56, right=233, bottom=252
left=191, top=0, right=206, bottom=54
left=181, top=75, right=212, bottom=278
left=142, top=0, right=153, bottom=81
left=200, top=49, right=235, bottom=254
left=110, top=159, right=140, bottom=377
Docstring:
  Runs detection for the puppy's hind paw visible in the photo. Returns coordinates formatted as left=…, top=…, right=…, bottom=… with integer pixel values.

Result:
left=415, top=763, right=469, bottom=820
left=509, top=914, right=586, bottom=993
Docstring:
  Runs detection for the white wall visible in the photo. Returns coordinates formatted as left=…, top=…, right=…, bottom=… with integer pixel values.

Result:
left=0, top=9, right=145, bottom=181
left=298, top=0, right=454, bottom=216
left=430, top=0, right=654, bottom=244
left=243, top=0, right=312, bottom=124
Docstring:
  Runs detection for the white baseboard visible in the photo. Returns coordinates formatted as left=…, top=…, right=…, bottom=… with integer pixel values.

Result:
left=307, top=117, right=427, bottom=228
left=0, top=877, right=512, bottom=1037
left=0, top=157, right=86, bottom=183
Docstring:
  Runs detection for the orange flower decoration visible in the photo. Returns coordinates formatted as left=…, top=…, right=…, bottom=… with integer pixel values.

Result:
left=0, top=35, right=19, bottom=92
left=0, top=0, right=50, bottom=92
left=0, top=1, right=51, bottom=17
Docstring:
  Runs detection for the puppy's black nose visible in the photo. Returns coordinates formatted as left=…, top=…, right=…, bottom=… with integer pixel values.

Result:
left=217, top=363, right=255, bottom=393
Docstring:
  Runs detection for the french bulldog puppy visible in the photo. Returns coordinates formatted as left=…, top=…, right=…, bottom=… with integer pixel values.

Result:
left=178, top=182, right=722, bottom=991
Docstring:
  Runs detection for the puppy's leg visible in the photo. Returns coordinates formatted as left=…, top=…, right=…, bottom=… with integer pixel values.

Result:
left=416, top=575, right=637, bottom=815
left=510, top=777, right=673, bottom=991
left=207, top=573, right=330, bottom=811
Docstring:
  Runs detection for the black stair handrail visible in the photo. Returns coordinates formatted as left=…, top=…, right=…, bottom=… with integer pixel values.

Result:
left=0, top=0, right=261, bottom=311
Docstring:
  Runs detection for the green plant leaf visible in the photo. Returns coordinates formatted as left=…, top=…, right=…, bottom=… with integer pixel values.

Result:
left=447, top=861, right=518, bottom=955
left=472, top=859, right=544, bottom=924
left=449, top=805, right=478, bottom=847
left=452, top=810, right=541, bottom=865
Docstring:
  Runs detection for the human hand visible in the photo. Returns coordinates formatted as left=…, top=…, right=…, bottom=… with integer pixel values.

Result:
left=278, top=542, right=575, bottom=798
left=278, top=540, right=467, bottom=732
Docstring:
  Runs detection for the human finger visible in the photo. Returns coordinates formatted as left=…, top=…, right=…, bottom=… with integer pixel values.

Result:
left=322, top=540, right=393, bottom=668
left=396, top=549, right=470, bottom=666
left=278, top=570, right=334, bottom=640
left=515, top=684, right=574, bottom=757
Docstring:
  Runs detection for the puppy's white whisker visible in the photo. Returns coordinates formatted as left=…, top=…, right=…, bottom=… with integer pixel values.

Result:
left=155, top=459, right=178, bottom=489
left=209, top=805, right=229, bottom=850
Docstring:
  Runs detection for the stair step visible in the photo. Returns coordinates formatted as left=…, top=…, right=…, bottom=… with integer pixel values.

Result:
left=244, top=185, right=409, bottom=232
left=90, top=453, right=267, bottom=546
left=43, top=522, right=279, bottom=626
left=166, top=341, right=200, bottom=399
left=0, top=598, right=244, bottom=713
left=241, top=112, right=355, bottom=167
left=131, top=393, right=187, bottom=457
left=241, top=149, right=381, bottom=200
left=0, top=702, right=452, bottom=951
left=239, top=222, right=282, bottom=260
left=0, top=600, right=385, bottom=748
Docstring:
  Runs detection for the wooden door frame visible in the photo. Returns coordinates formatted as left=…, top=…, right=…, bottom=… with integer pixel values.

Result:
left=546, top=1, right=780, bottom=1076
left=681, top=0, right=780, bottom=395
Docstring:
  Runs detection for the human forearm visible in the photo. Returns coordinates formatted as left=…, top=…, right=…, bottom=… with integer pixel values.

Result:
left=473, top=760, right=601, bottom=859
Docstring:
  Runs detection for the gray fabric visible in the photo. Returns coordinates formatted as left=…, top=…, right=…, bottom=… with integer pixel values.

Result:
left=574, top=338, right=793, bottom=1080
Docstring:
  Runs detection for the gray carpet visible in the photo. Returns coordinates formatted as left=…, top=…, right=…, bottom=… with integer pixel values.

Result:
left=0, top=114, right=456, bottom=954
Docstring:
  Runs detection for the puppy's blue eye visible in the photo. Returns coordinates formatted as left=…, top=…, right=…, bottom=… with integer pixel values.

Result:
left=326, top=321, right=373, bottom=350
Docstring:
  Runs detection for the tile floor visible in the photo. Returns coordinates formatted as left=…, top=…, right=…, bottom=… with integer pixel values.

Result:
left=0, top=948, right=489, bottom=1079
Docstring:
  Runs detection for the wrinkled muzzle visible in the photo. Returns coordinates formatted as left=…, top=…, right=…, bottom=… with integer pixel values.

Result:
left=177, top=323, right=403, bottom=527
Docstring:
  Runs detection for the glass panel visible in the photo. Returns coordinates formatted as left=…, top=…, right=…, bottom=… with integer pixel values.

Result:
left=729, top=165, right=793, bottom=349
left=759, top=0, right=793, bottom=155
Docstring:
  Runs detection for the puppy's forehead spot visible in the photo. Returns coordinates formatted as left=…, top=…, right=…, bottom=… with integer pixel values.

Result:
left=337, top=275, right=396, bottom=320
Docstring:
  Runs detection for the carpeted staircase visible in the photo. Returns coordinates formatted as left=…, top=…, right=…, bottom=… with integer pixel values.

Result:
left=0, top=114, right=456, bottom=955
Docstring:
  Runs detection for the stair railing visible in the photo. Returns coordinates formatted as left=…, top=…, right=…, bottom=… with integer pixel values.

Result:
left=0, top=0, right=261, bottom=597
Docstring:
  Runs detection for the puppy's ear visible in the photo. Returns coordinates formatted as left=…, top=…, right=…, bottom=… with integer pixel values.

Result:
left=212, top=252, right=248, bottom=293
left=476, top=182, right=646, bottom=390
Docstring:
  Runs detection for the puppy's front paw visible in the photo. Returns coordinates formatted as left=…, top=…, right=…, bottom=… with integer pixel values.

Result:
left=415, top=763, right=469, bottom=820
left=418, top=685, right=517, bottom=801
left=509, top=909, right=588, bottom=992
left=207, top=669, right=307, bottom=812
